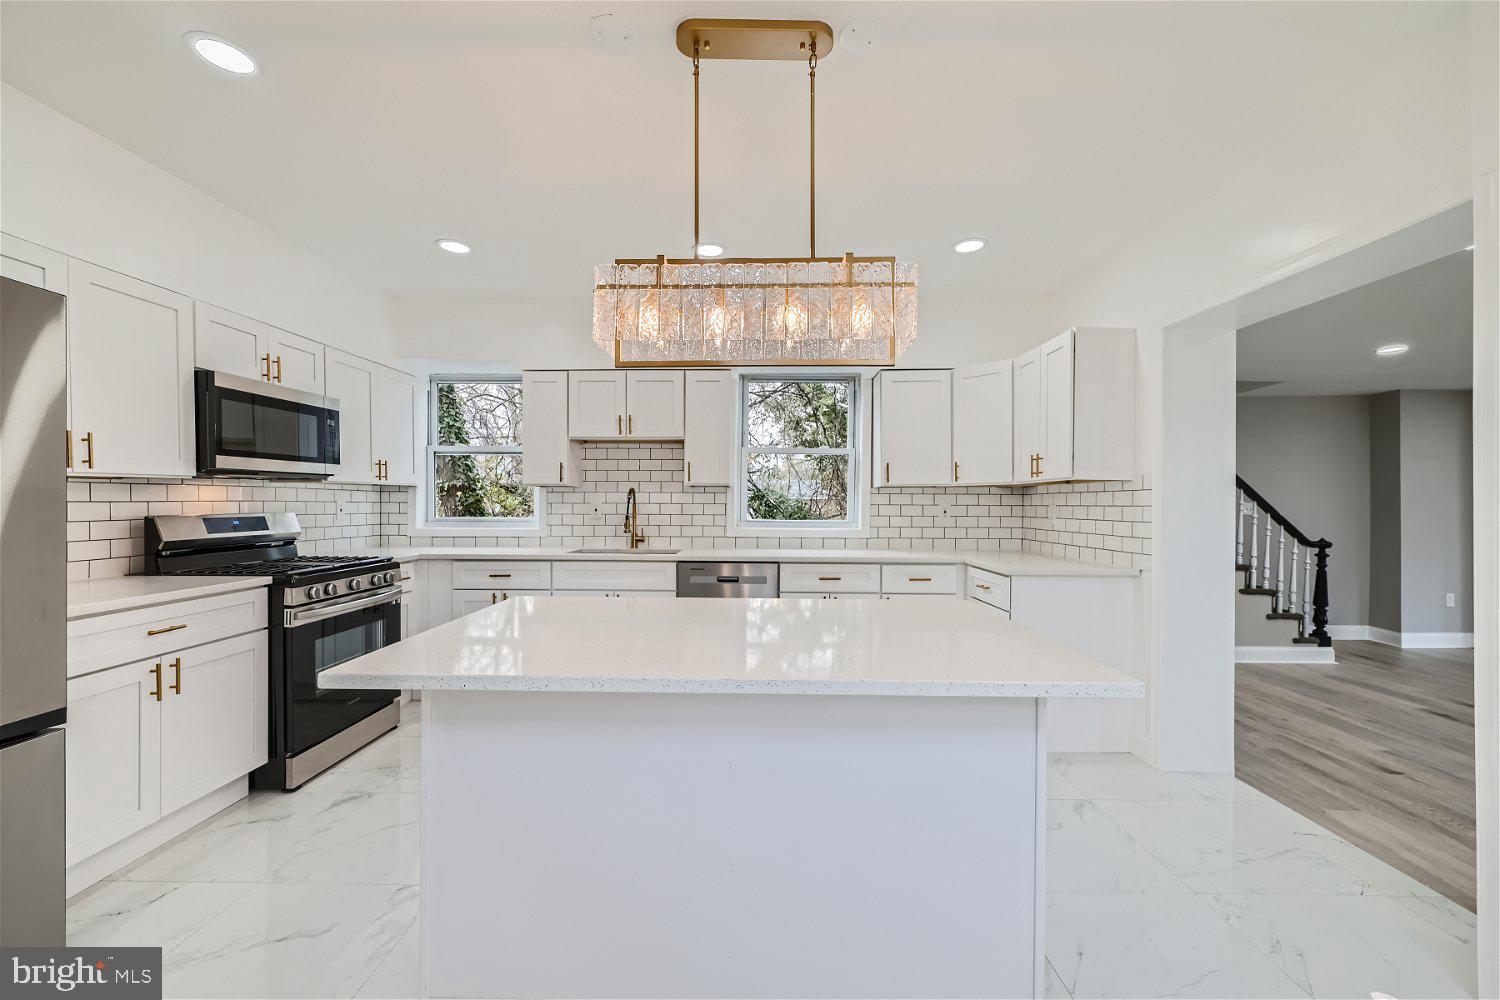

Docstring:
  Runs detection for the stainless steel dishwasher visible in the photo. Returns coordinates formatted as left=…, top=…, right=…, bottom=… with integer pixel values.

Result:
left=675, top=561, right=780, bottom=598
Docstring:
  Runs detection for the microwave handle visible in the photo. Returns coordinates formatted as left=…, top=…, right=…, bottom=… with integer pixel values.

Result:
left=284, top=588, right=401, bottom=629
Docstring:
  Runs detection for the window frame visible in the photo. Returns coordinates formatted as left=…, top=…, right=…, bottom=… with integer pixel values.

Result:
left=728, top=370, right=870, bottom=538
left=421, top=374, right=542, bottom=535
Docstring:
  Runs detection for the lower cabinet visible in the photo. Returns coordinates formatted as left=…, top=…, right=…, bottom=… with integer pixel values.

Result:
left=451, top=589, right=544, bottom=617
left=65, top=631, right=267, bottom=868
left=550, top=590, right=675, bottom=598
left=780, top=592, right=878, bottom=601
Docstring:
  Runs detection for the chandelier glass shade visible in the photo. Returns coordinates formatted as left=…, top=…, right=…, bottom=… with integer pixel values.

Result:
left=591, top=18, right=918, bottom=367
left=593, top=258, right=918, bottom=366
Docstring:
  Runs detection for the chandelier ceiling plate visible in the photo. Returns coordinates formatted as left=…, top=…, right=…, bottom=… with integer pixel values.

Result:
left=674, top=18, right=834, bottom=61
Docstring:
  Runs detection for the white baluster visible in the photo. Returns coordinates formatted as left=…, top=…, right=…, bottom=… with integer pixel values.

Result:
left=1248, top=505, right=1260, bottom=583
left=1262, top=517, right=1273, bottom=588
left=1275, top=527, right=1286, bottom=612
left=1235, top=491, right=1246, bottom=566
left=1303, top=550, right=1313, bottom=620
left=1289, top=540, right=1300, bottom=624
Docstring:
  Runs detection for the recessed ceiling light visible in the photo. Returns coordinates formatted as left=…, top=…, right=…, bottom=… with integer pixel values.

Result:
left=696, top=243, right=725, bottom=258
left=185, top=32, right=256, bottom=75
left=435, top=239, right=471, bottom=255
left=1374, top=343, right=1409, bottom=357
left=952, top=238, right=986, bottom=254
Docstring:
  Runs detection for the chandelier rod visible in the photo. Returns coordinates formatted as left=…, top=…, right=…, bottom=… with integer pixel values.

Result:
left=692, top=41, right=701, bottom=258
left=809, top=37, right=817, bottom=259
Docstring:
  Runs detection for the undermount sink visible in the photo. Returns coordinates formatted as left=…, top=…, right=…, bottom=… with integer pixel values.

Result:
left=568, top=547, right=680, bottom=555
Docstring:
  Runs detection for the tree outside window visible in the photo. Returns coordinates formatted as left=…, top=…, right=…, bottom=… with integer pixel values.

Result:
left=430, top=378, right=536, bottom=522
left=740, top=377, right=856, bottom=526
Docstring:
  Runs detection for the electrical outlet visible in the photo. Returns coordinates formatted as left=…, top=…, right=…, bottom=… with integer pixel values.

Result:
left=337, top=502, right=349, bottom=519
left=1446, top=593, right=1456, bottom=608
left=936, top=506, right=954, bottom=528
left=586, top=505, right=604, bottom=525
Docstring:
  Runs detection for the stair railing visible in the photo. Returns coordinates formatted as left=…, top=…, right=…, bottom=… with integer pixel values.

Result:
left=1235, top=476, right=1332, bottom=647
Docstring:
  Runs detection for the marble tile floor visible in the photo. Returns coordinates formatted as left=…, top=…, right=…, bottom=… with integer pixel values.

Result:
left=67, top=702, right=1478, bottom=999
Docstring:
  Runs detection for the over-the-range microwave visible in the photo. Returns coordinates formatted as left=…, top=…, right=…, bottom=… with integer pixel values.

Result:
left=194, top=369, right=340, bottom=479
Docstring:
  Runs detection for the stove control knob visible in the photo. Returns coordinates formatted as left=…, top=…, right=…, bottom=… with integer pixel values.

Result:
left=325, top=581, right=340, bottom=597
left=374, top=572, right=391, bottom=587
left=305, top=584, right=324, bottom=601
left=347, top=577, right=363, bottom=592
left=386, top=571, right=398, bottom=585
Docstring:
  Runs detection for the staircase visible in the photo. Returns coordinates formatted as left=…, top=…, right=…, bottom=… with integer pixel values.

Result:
left=1234, top=476, right=1332, bottom=660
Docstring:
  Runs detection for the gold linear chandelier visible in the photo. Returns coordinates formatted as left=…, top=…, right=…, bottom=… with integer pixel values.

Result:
left=592, top=18, right=918, bottom=367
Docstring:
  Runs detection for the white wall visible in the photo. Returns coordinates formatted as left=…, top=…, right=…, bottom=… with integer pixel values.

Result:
left=1052, top=18, right=1475, bottom=772
left=0, top=83, right=397, bottom=362
left=394, top=292, right=1060, bottom=371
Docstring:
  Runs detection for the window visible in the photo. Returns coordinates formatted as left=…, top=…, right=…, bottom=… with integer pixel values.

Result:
left=733, top=374, right=863, bottom=534
left=427, top=377, right=538, bottom=526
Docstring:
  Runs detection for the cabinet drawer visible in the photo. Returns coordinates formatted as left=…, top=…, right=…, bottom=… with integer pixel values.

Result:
left=880, top=564, right=960, bottom=595
left=781, top=592, right=879, bottom=601
left=551, top=561, right=676, bottom=592
left=967, top=567, right=1012, bottom=611
left=451, top=560, right=552, bottom=591
left=779, top=563, right=881, bottom=594
left=68, top=588, right=268, bottom=679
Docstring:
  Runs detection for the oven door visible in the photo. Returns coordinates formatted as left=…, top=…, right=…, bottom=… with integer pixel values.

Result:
left=282, top=589, right=401, bottom=758
left=195, top=369, right=339, bottom=478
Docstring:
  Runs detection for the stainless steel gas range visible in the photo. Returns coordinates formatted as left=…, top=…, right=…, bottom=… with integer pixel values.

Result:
left=145, top=512, right=401, bottom=790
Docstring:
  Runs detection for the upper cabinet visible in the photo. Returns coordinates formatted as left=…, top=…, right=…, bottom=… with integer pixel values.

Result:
left=683, top=370, right=733, bottom=486
left=567, top=370, right=684, bottom=440
left=327, top=350, right=419, bottom=485
left=193, top=302, right=325, bottom=393
left=521, top=371, right=582, bottom=487
left=1014, top=327, right=1135, bottom=484
left=874, top=369, right=953, bottom=487
left=67, top=262, right=194, bottom=478
left=954, top=361, right=1013, bottom=486
left=2, top=234, right=67, bottom=292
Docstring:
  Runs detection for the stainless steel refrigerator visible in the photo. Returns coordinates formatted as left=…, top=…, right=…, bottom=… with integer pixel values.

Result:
left=0, top=275, right=67, bottom=945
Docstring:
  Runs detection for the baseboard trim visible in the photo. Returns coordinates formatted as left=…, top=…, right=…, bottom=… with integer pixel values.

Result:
left=1326, top=625, right=1475, bottom=649
left=1235, top=644, right=1336, bottom=664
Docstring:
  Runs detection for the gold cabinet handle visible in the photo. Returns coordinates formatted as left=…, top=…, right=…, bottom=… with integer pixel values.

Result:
left=81, top=431, right=95, bottom=469
left=261, top=353, right=272, bottom=380
left=146, top=623, right=187, bottom=636
left=66, top=429, right=73, bottom=468
left=885, top=461, right=890, bottom=484
left=818, top=575, right=841, bottom=581
left=954, top=460, right=959, bottom=482
left=617, top=414, right=622, bottom=434
left=687, top=460, right=692, bottom=482
left=169, top=657, right=182, bottom=695
left=491, top=592, right=498, bottom=605
left=149, top=663, right=163, bottom=702
left=487, top=573, right=512, bottom=579
left=909, top=577, right=932, bottom=583
left=1036, top=454, right=1043, bottom=478
left=628, top=414, right=634, bottom=434
left=558, top=461, right=564, bottom=483
left=976, top=583, right=992, bottom=591
left=273, top=356, right=283, bottom=383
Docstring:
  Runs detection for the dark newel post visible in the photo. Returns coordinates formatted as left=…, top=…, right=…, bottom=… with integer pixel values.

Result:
left=1310, top=541, right=1332, bottom=647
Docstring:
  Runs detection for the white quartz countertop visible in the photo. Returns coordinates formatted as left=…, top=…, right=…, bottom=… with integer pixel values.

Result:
left=67, top=575, right=271, bottom=619
left=366, top=546, right=1139, bottom=578
left=320, top=595, right=1145, bottom=698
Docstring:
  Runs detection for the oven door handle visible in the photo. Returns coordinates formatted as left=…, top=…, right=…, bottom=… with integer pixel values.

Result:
left=284, top=588, right=401, bottom=629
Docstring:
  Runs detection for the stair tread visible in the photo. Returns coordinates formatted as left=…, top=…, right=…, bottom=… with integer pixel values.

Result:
left=1234, top=563, right=1251, bottom=572
left=1240, top=587, right=1279, bottom=597
left=1266, top=611, right=1304, bottom=621
left=1291, top=636, right=1322, bottom=644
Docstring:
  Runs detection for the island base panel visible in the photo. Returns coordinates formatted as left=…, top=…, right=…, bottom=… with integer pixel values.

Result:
left=421, top=691, right=1045, bottom=999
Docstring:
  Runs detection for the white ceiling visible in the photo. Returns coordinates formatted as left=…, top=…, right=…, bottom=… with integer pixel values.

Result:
left=1237, top=251, right=1474, bottom=396
left=0, top=2, right=1462, bottom=301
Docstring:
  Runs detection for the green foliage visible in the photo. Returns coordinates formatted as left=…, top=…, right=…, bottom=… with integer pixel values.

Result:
left=433, top=382, right=534, bottom=519
left=744, top=380, right=850, bottom=521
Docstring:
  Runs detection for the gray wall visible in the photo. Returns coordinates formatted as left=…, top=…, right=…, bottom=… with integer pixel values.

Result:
left=1368, top=393, right=1403, bottom=631
left=1237, top=396, right=1371, bottom=627
left=1396, top=390, right=1474, bottom=633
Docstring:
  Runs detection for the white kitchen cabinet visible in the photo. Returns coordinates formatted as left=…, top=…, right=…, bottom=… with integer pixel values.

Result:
left=552, top=560, right=676, bottom=593
left=452, top=591, right=513, bottom=617
left=549, top=590, right=674, bottom=598
left=966, top=566, right=1012, bottom=612
left=874, top=370, right=953, bottom=487
left=953, top=361, right=1014, bottom=486
left=780, top=592, right=878, bottom=601
left=1013, top=328, right=1135, bottom=483
left=569, top=370, right=627, bottom=438
left=521, top=371, right=582, bottom=486
left=1, top=233, right=67, bottom=292
left=683, top=370, right=733, bottom=486
left=779, top=562, right=881, bottom=595
left=625, top=370, right=684, bottom=438
left=64, top=658, right=163, bottom=866
left=158, top=633, right=267, bottom=815
left=67, top=261, right=194, bottom=477
left=194, top=302, right=324, bottom=393
left=451, top=560, right=552, bottom=591
left=326, top=350, right=373, bottom=482
left=879, top=564, right=960, bottom=596
left=568, top=369, right=686, bottom=440
left=372, top=364, right=420, bottom=485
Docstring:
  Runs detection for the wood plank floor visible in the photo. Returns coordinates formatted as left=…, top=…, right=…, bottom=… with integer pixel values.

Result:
left=1235, top=640, right=1476, bottom=910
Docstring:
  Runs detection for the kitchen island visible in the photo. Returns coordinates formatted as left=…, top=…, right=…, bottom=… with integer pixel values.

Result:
left=321, top=595, right=1142, bottom=999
